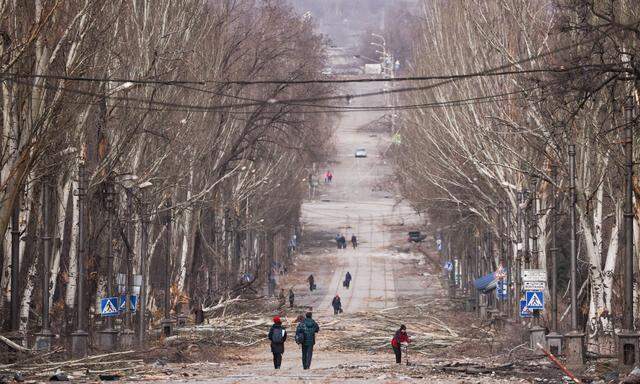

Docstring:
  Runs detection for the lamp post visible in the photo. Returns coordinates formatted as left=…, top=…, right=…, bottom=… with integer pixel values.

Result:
left=515, top=191, right=523, bottom=315
left=138, top=181, right=152, bottom=346
left=116, top=174, right=139, bottom=348
left=527, top=175, right=545, bottom=349
left=98, top=178, right=118, bottom=350
left=522, top=189, right=530, bottom=269
left=617, top=95, right=639, bottom=368
left=122, top=183, right=134, bottom=347
left=35, top=176, right=55, bottom=350
left=161, top=199, right=175, bottom=337
left=505, top=202, right=513, bottom=318
left=564, top=143, right=585, bottom=367
left=71, top=160, right=89, bottom=357
left=529, top=176, right=539, bottom=269
left=546, top=163, right=563, bottom=355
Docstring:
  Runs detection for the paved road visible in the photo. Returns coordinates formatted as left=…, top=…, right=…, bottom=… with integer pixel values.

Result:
left=297, top=79, right=422, bottom=316
left=190, top=80, right=430, bottom=383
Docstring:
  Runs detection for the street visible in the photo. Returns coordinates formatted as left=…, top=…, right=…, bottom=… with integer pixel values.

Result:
left=3, top=2, right=638, bottom=383
left=138, top=82, right=556, bottom=383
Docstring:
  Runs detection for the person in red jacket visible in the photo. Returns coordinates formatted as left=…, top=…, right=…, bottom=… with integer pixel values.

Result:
left=391, top=324, right=410, bottom=364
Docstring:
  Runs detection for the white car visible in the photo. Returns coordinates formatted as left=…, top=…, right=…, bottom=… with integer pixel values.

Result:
left=355, top=148, right=367, bottom=158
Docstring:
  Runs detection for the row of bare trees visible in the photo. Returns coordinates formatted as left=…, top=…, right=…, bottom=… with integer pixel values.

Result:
left=0, top=0, right=334, bottom=338
left=392, top=0, right=639, bottom=352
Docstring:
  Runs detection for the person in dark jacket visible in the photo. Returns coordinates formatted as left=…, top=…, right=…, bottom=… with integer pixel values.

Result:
left=289, top=288, right=295, bottom=308
left=344, top=271, right=352, bottom=289
left=339, top=235, right=347, bottom=249
left=351, top=234, right=358, bottom=249
left=307, top=274, right=315, bottom=291
left=298, top=312, right=320, bottom=369
left=390, top=324, right=411, bottom=364
left=268, top=316, right=287, bottom=369
left=331, top=294, right=342, bottom=315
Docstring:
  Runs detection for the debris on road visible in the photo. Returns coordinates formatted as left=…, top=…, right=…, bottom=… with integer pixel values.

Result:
left=323, top=304, right=465, bottom=352
left=0, top=350, right=149, bottom=382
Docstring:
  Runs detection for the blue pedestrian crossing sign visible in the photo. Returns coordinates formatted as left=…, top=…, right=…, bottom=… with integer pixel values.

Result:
left=519, top=298, right=533, bottom=318
left=100, top=297, right=119, bottom=317
left=525, top=291, right=544, bottom=310
left=444, top=261, right=453, bottom=271
left=119, top=295, right=138, bottom=313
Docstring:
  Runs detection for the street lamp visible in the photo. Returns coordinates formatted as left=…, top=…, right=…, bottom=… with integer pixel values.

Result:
left=98, top=177, right=118, bottom=350
left=35, top=175, right=55, bottom=351
left=137, top=181, right=152, bottom=346
left=116, top=173, right=138, bottom=348
left=161, top=199, right=175, bottom=337
left=71, top=157, right=89, bottom=357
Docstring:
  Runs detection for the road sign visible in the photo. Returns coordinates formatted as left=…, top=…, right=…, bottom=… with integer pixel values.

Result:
left=525, top=291, right=544, bottom=310
left=522, top=269, right=546, bottom=282
left=519, top=298, right=533, bottom=318
left=523, top=281, right=546, bottom=291
left=444, top=261, right=453, bottom=271
left=118, top=295, right=138, bottom=313
left=100, top=297, right=119, bottom=317
left=496, top=281, right=508, bottom=300
left=436, top=239, right=442, bottom=252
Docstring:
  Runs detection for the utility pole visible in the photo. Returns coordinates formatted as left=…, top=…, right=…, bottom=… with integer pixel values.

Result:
left=35, top=177, right=54, bottom=350
left=550, top=165, right=559, bottom=331
left=624, top=95, right=635, bottom=332
left=505, top=202, right=513, bottom=318
left=546, top=163, right=563, bottom=354
left=161, top=199, right=175, bottom=336
left=498, top=201, right=505, bottom=314
left=618, top=95, right=639, bottom=367
left=120, top=187, right=135, bottom=347
left=515, top=191, right=523, bottom=311
left=98, top=179, right=117, bottom=350
left=523, top=189, right=530, bottom=269
left=138, top=182, right=152, bottom=346
left=530, top=176, right=539, bottom=269
left=71, top=160, right=88, bottom=357
left=10, top=195, right=20, bottom=334
left=565, top=143, right=585, bottom=367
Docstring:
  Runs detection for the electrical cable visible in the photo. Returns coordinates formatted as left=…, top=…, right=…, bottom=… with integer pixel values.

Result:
left=0, top=36, right=606, bottom=112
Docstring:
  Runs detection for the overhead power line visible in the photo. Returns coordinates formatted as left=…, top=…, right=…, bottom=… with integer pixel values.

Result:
left=0, top=36, right=603, bottom=114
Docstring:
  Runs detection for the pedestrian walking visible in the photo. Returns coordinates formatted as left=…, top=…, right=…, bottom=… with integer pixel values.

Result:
left=331, top=294, right=342, bottom=315
left=344, top=271, right=352, bottom=289
left=268, top=316, right=287, bottom=369
left=339, top=234, right=346, bottom=249
left=390, top=324, right=411, bottom=364
left=324, top=171, right=329, bottom=183
left=295, top=311, right=320, bottom=370
left=351, top=234, right=358, bottom=249
left=289, top=288, right=295, bottom=308
left=327, top=171, right=333, bottom=183
left=307, top=274, right=315, bottom=291
left=335, top=233, right=341, bottom=249
left=278, top=289, right=286, bottom=308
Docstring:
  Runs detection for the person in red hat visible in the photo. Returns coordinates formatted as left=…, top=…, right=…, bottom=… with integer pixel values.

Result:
left=268, top=316, right=287, bottom=369
left=390, top=324, right=410, bottom=364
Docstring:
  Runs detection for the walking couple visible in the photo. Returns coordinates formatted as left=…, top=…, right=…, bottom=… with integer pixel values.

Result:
left=268, top=311, right=320, bottom=370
